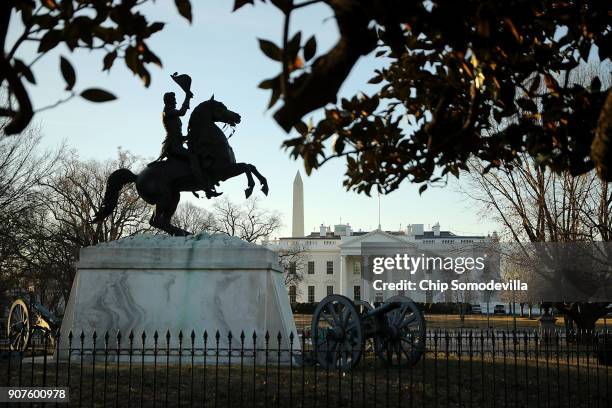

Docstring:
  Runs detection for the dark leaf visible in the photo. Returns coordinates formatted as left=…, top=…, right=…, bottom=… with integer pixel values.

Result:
left=174, top=0, right=192, bottom=23
left=125, top=46, right=139, bottom=74
left=233, top=0, right=255, bottom=11
left=80, top=88, right=117, bottom=103
left=258, top=38, right=282, bottom=61
left=149, top=22, right=165, bottom=34
left=287, top=32, right=302, bottom=59
left=418, top=184, right=427, bottom=194
left=271, top=0, right=292, bottom=13
left=294, top=121, right=308, bottom=136
left=13, top=59, right=36, bottom=84
left=103, top=51, right=117, bottom=71
left=60, top=56, right=76, bottom=91
left=368, top=75, right=383, bottom=84
left=258, top=75, right=280, bottom=90
left=268, top=85, right=281, bottom=109
left=38, top=29, right=61, bottom=53
left=333, top=136, right=345, bottom=154
left=303, top=36, right=316, bottom=62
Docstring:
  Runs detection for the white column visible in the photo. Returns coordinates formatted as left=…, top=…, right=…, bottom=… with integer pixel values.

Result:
left=361, top=255, right=370, bottom=303
left=339, top=255, right=346, bottom=296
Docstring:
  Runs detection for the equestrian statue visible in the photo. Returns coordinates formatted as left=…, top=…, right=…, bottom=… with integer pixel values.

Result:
left=91, top=73, right=269, bottom=236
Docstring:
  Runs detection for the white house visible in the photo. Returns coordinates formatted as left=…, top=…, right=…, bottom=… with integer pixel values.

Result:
left=265, top=172, right=498, bottom=305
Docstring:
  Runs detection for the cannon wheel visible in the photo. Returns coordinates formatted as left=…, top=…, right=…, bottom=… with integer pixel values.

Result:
left=375, top=295, right=426, bottom=367
left=7, top=299, right=31, bottom=352
left=311, top=295, right=363, bottom=370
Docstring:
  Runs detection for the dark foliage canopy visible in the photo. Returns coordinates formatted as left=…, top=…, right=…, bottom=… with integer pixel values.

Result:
left=2, top=1, right=610, bottom=195
left=238, top=0, right=611, bottom=194
left=0, top=0, right=192, bottom=135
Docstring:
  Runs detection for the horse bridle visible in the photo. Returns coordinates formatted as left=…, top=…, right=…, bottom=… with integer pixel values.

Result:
left=222, top=123, right=237, bottom=139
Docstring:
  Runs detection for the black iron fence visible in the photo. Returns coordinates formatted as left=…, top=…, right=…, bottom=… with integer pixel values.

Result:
left=1, top=329, right=610, bottom=407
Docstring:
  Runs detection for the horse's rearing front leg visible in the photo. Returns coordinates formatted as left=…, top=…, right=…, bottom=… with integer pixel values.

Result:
left=248, top=164, right=268, bottom=196
left=243, top=164, right=255, bottom=198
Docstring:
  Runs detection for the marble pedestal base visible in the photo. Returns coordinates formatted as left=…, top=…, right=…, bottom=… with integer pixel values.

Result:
left=58, top=234, right=298, bottom=363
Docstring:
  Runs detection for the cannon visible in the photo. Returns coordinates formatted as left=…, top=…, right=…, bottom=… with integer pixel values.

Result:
left=6, top=294, right=61, bottom=352
left=311, top=294, right=426, bottom=370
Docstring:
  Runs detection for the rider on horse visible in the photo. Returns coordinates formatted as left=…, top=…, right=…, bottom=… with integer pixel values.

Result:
left=157, top=86, right=221, bottom=199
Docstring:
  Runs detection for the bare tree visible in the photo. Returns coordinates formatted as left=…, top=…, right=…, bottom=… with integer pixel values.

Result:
left=172, top=202, right=215, bottom=234
left=41, top=149, right=152, bottom=246
left=465, top=157, right=611, bottom=329
left=0, top=124, right=63, bottom=309
left=212, top=197, right=282, bottom=243
left=277, top=242, right=308, bottom=292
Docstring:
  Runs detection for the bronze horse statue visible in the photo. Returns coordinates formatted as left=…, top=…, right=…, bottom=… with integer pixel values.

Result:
left=92, top=96, right=268, bottom=236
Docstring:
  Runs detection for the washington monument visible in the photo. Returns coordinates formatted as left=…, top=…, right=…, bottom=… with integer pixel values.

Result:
left=292, top=171, right=304, bottom=237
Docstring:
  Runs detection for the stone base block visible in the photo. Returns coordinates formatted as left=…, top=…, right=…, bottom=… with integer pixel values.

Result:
left=58, top=234, right=299, bottom=363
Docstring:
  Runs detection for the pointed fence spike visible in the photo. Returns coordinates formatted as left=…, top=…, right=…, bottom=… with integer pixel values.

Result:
left=129, top=330, right=134, bottom=341
left=240, top=331, right=245, bottom=340
left=228, top=331, right=233, bottom=340
left=141, top=330, right=147, bottom=340
left=190, top=330, right=196, bottom=340
left=215, top=330, right=220, bottom=340
left=68, top=330, right=73, bottom=340
left=203, top=330, right=208, bottom=340
left=252, top=331, right=257, bottom=340
left=80, top=330, right=85, bottom=340
left=277, top=331, right=282, bottom=341
left=92, top=330, right=97, bottom=339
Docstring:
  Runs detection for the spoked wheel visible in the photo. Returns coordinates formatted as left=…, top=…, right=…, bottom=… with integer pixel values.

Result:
left=7, top=299, right=31, bottom=352
left=375, top=295, right=426, bottom=367
left=311, top=295, right=363, bottom=370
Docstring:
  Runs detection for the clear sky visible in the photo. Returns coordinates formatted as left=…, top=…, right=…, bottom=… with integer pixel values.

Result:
left=8, top=2, right=498, bottom=239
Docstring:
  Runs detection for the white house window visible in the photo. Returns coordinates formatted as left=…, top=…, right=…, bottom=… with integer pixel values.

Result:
left=326, top=261, right=334, bottom=274
left=307, top=261, right=315, bottom=274
left=308, top=286, right=315, bottom=303
left=289, top=286, right=296, bottom=304
left=353, top=262, right=361, bottom=275
left=327, top=286, right=334, bottom=296
left=353, top=286, right=361, bottom=301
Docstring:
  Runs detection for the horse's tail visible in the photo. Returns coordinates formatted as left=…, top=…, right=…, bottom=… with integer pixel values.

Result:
left=91, top=168, right=138, bottom=223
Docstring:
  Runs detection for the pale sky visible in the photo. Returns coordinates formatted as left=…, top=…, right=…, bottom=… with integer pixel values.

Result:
left=7, top=1, right=498, bottom=239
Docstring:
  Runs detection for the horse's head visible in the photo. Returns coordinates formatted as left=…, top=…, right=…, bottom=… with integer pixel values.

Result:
left=190, top=95, right=241, bottom=129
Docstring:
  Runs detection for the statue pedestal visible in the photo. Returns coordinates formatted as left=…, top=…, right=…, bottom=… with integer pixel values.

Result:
left=58, top=234, right=298, bottom=363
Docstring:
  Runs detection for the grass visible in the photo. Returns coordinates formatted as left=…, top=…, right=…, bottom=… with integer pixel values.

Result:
left=0, top=351, right=609, bottom=407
